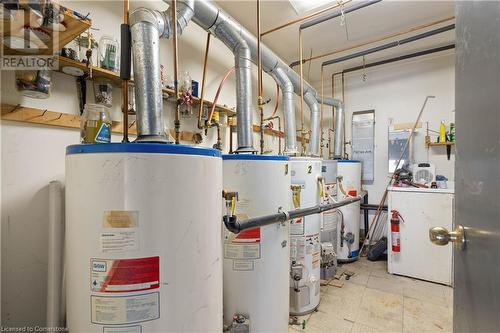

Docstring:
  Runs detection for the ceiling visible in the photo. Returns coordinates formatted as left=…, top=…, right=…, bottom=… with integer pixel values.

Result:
left=216, top=0, right=455, bottom=89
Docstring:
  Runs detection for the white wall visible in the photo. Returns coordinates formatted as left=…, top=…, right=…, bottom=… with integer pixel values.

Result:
left=321, top=51, right=455, bottom=233
left=0, top=0, right=284, bottom=326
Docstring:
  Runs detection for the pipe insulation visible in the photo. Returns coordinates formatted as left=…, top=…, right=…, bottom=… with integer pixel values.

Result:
left=224, top=197, right=361, bottom=234
left=47, top=181, right=64, bottom=328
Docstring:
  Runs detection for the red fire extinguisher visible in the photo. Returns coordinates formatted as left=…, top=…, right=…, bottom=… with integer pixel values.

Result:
left=390, top=210, right=404, bottom=252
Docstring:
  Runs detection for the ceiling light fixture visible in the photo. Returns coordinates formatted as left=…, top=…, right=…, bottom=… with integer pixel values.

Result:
left=289, top=0, right=335, bottom=14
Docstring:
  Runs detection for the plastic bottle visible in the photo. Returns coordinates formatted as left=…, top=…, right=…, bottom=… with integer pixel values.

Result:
left=449, top=123, right=455, bottom=142
left=81, top=103, right=112, bottom=143
left=439, top=120, right=447, bottom=143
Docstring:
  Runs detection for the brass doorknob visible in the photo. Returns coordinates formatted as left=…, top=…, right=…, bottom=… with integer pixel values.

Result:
left=429, top=225, right=466, bottom=250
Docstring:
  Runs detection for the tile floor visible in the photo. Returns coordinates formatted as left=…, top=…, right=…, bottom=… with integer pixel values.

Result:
left=289, top=258, right=453, bottom=333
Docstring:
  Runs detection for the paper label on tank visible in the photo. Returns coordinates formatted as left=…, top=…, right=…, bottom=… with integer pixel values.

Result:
left=101, top=230, right=139, bottom=253
left=290, top=217, right=305, bottom=235
left=91, top=292, right=159, bottom=325
left=103, top=326, right=141, bottom=333
left=90, top=257, right=159, bottom=293
left=101, top=211, right=139, bottom=253
left=290, top=236, right=306, bottom=261
left=224, top=243, right=261, bottom=260
left=233, top=260, right=254, bottom=271
left=322, top=210, right=339, bottom=231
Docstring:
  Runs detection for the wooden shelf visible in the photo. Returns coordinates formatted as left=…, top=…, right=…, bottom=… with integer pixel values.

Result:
left=425, top=135, right=455, bottom=148
left=1, top=1, right=91, bottom=56
left=1, top=103, right=288, bottom=141
left=427, top=142, right=455, bottom=147
left=1, top=103, right=137, bottom=135
left=56, top=56, right=237, bottom=116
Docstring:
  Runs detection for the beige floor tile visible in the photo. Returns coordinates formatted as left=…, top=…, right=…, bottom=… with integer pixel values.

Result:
left=403, top=279, right=448, bottom=307
left=355, top=287, right=404, bottom=332
left=345, top=271, right=370, bottom=286
left=403, top=296, right=453, bottom=333
left=318, top=282, right=366, bottom=322
left=304, top=311, right=354, bottom=333
left=366, top=274, right=405, bottom=295
left=443, top=286, right=453, bottom=308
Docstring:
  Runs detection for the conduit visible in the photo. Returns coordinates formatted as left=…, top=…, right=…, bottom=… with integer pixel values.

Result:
left=322, top=24, right=455, bottom=67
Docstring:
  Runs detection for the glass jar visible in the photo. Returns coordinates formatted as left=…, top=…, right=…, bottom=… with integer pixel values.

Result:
left=99, top=35, right=120, bottom=72
left=93, top=78, right=113, bottom=107
left=15, top=70, right=52, bottom=99
left=80, top=103, right=112, bottom=144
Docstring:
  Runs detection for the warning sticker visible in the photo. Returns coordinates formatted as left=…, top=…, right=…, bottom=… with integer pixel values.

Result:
left=103, top=326, right=141, bottom=333
left=233, top=260, right=254, bottom=271
left=101, top=230, right=139, bottom=253
left=323, top=210, right=339, bottom=232
left=290, top=217, right=305, bottom=235
left=91, top=257, right=159, bottom=293
left=224, top=243, right=260, bottom=260
left=91, top=292, right=159, bottom=325
left=290, top=235, right=306, bottom=261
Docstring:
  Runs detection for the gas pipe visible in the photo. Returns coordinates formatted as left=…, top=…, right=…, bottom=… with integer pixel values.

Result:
left=390, top=210, right=404, bottom=252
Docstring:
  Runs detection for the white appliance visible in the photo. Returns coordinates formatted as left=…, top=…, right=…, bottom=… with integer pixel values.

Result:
left=387, top=185, right=454, bottom=285
left=289, top=157, right=322, bottom=315
left=222, top=155, right=290, bottom=332
left=336, top=160, right=362, bottom=262
left=412, top=163, right=436, bottom=186
left=65, top=143, right=223, bottom=332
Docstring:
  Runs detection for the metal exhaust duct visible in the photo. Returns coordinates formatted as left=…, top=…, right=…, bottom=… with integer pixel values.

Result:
left=270, top=67, right=298, bottom=155
left=131, top=0, right=344, bottom=155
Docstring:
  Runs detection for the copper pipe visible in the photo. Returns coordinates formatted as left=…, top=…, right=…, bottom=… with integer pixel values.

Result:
left=292, top=16, right=455, bottom=66
left=261, top=0, right=352, bottom=37
left=228, top=116, right=234, bottom=154
left=299, top=29, right=305, bottom=154
left=198, top=32, right=211, bottom=129
left=122, top=0, right=129, bottom=142
left=208, top=67, right=235, bottom=124
left=263, top=115, right=282, bottom=155
left=257, top=0, right=265, bottom=154
left=172, top=0, right=180, bottom=144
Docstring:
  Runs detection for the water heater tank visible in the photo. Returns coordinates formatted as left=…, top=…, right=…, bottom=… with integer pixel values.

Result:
left=65, top=143, right=223, bottom=332
left=222, top=155, right=290, bottom=332
left=337, top=160, right=362, bottom=262
left=289, top=157, right=322, bottom=315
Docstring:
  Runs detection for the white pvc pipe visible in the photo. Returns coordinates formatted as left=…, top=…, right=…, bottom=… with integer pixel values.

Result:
left=47, top=181, right=64, bottom=328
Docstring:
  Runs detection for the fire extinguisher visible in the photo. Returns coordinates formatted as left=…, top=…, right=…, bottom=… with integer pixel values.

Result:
left=390, top=210, right=404, bottom=253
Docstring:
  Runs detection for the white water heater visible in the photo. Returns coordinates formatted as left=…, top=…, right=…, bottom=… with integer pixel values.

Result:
left=289, top=157, right=322, bottom=315
left=65, top=143, right=223, bottom=332
left=321, top=160, right=340, bottom=249
left=222, top=155, right=290, bottom=332
left=337, top=160, right=362, bottom=262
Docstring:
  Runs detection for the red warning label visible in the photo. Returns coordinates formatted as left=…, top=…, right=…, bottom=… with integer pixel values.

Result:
left=233, top=227, right=260, bottom=243
left=91, top=256, right=160, bottom=293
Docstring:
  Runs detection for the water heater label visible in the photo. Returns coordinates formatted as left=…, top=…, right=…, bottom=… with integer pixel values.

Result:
left=323, top=210, right=339, bottom=232
left=91, top=292, right=159, bottom=325
left=290, top=217, right=305, bottom=235
left=90, top=257, right=160, bottom=293
left=224, top=227, right=261, bottom=260
left=101, top=210, right=140, bottom=253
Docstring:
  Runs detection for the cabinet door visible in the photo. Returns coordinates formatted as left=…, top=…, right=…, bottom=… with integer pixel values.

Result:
left=388, top=191, right=453, bottom=285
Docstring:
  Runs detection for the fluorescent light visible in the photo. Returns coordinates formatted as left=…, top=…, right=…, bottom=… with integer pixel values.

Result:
left=289, top=0, right=335, bottom=14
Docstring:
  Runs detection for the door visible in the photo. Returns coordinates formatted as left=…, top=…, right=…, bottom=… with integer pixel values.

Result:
left=430, top=2, right=500, bottom=332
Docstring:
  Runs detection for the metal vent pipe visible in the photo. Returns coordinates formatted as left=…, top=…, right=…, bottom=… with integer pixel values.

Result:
left=182, top=0, right=343, bottom=157
left=131, top=0, right=343, bottom=155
